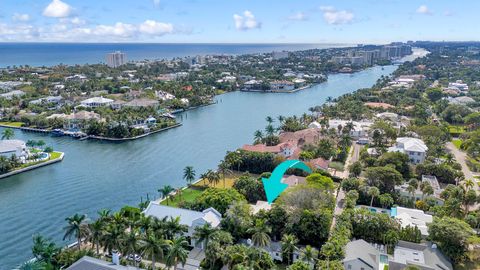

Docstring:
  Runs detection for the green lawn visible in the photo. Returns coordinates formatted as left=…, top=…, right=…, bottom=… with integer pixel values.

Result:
left=49, top=151, right=62, bottom=160
left=160, top=187, right=204, bottom=207
left=448, top=125, right=466, bottom=135
left=0, top=121, right=23, bottom=127
left=452, top=139, right=463, bottom=149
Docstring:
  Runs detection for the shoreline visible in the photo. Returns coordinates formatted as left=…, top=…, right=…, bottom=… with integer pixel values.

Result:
left=87, top=123, right=183, bottom=142
left=0, top=123, right=183, bottom=142
left=0, top=152, right=65, bottom=180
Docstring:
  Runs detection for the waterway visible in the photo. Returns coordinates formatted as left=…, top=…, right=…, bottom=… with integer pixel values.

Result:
left=0, top=57, right=417, bottom=268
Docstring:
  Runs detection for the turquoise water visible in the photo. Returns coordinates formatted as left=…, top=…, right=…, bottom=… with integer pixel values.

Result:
left=391, top=207, right=398, bottom=217
left=0, top=64, right=399, bottom=268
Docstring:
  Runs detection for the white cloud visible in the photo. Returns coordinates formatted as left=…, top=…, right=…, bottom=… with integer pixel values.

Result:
left=139, top=20, right=174, bottom=35
left=0, top=19, right=178, bottom=42
left=43, top=0, right=72, bottom=18
left=319, top=6, right=354, bottom=25
left=12, top=13, right=30, bottom=22
left=233, top=10, right=261, bottom=31
left=288, top=12, right=308, bottom=21
left=416, top=5, right=432, bottom=15
left=92, top=22, right=137, bottom=38
left=153, top=0, right=160, bottom=8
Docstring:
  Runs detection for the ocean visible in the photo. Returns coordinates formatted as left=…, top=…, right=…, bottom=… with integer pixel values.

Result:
left=0, top=43, right=350, bottom=67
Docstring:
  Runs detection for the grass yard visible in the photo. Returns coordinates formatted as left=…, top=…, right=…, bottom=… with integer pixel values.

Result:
left=448, top=125, right=466, bottom=135
left=192, top=171, right=260, bottom=189
left=0, top=121, right=23, bottom=127
left=49, top=151, right=62, bottom=160
left=452, top=139, right=463, bottom=149
left=160, top=187, right=203, bottom=207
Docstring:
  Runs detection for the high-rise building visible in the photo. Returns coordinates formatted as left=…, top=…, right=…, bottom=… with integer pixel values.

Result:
left=106, top=51, right=127, bottom=68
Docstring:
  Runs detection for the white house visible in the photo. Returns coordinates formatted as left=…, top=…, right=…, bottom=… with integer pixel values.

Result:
left=0, top=140, right=28, bottom=158
left=328, top=119, right=373, bottom=138
left=143, top=202, right=222, bottom=249
left=392, top=207, right=433, bottom=237
left=448, top=80, right=469, bottom=91
left=308, top=121, right=321, bottom=129
left=269, top=80, right=295, bottom=91
left=388, top=137, right=428, bottom=164
left=80, top=96, right=114, bottom=108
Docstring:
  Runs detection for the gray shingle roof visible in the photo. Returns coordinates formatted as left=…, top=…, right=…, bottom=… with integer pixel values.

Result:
left=343, top=240, right=380, bottom=269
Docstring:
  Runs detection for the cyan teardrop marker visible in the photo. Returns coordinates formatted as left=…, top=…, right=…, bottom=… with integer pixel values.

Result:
left=262, top=159, right=312, bottom=204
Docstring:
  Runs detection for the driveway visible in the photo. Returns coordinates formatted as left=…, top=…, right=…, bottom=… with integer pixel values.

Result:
left=446, top=142, right=479, bottom=188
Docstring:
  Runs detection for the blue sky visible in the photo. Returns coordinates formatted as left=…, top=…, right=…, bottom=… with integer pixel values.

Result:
left=0, top=0, right=477, bottom=43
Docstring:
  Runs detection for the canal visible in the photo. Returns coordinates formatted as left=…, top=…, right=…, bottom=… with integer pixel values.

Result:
left=0, top=64, right=401, bottom=268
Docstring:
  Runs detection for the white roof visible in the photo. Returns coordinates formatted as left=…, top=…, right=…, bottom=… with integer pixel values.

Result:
left=308, top=121, right=321, bottom=129
left=395, top=207, right=432, bottom=236
left=143, top=202, right=221, bottom=228
left=250, top=201, right=272, bottom=215
left=396, top=137, right=428, bottom=152
left=81, top=96, right=114, bottom=104
left=0, top=140, right=25, bottom=154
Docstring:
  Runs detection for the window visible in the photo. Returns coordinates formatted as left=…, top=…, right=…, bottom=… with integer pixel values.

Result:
left=348, top=265, right=352, bottom=269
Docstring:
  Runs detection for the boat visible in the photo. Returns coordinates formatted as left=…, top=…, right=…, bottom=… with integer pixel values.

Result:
left=51, top=129, right=64, bottom=137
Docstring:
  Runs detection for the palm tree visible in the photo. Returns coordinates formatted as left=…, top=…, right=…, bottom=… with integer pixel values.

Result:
left=158, top=185, right=174, bottom=205
left=97, top=209, right=111, bottom=222
left=199, top=172, right=209, bottom=188
left=140, top=233, right=170, bottom=270
left=183, top=166, right=195, bottom=186
left=63, top=214, right=89, bottom=250
left=247, top=219, right=271, bottom=247
left=420, top=182, right=433, bottom=200
left=88, top=220, right=104, bottom=256
left=281, top=234, right=298, bottom=265
left=407, top=179, right=419, bottom=203
left=265, top=116, right=274, bottom=124
left=1, top=128, right=14, bottom=140
left=368, top=187, right=380, bottom=207
left=166, top=236, right=189, bottom=270
left=265, top=124, right=275, bottom=137
left=277, top=115, right=285, bottom=123
left=121, top=229, right=141, bottom=267
left=320, top=242, right=335, bottom=269
left=102, top=224, right=124, bottom=254
left=193, top=223, right=217, bottom=249
left=210, top=171, right=221, bottom=187
left=301, top=245, right=318, bottom=268
left=218, top=160, right=232, bottom=188
left=165, top=216, right=187, bottom=240
left=383, top=230, right=399, bottom=254
left=253, top=130, right=263, bottom=144
left=463, top=179, right=475, bottom=191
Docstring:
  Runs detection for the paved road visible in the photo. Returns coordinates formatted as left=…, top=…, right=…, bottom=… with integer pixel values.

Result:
left=330, top=142, right=361, bottom=231
left=446, top=142, right=478, bottom=184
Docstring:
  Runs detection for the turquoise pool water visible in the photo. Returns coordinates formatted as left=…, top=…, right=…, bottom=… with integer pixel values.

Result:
left=391, top=207, right=397, bottom=217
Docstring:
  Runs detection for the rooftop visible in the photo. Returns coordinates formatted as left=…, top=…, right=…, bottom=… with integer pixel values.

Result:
left=0, top=139, right=26, bottom=154
left=66, top=256, right=140, bottom=270
left=143, top=202, right=221, bottom=228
